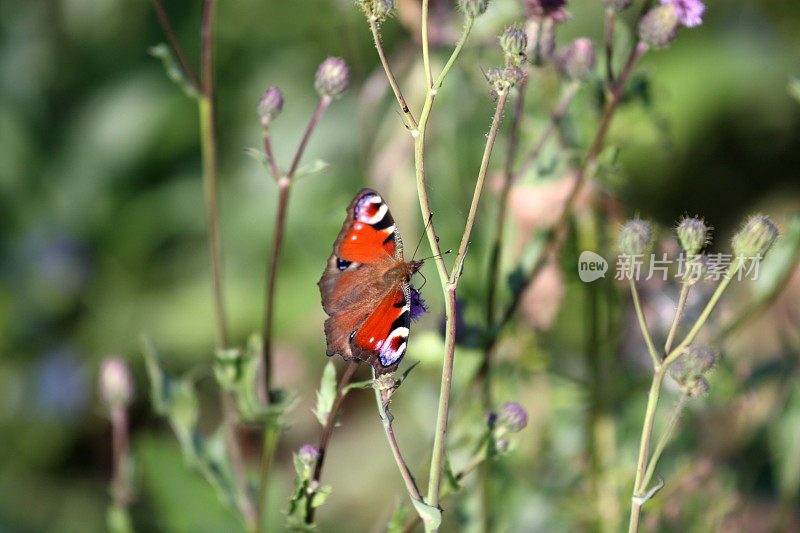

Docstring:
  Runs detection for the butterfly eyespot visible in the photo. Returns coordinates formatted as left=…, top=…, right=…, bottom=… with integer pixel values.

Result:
left=336, top=258, right=352, bottom=271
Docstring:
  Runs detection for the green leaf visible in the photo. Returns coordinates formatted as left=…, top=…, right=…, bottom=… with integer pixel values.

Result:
left=310, top=485, right=332, bottom=508
left=342, top=379, right=374, bottom=395
left=443, top=457, right=461, bottom=493
left=313, top=361, right=338, bottom=426
left=292, top=159, right=329, bottom=180
left=148, top=44, right=199, bottom=99
left=411, top=499, right=442, bottom=532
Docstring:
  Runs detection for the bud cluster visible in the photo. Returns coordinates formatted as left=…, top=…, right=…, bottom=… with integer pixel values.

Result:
left=670, top=345, right=716, bottom=397
left=486, top=66, right=524, bottom=93
left=487, top=402, right=528, bottom=454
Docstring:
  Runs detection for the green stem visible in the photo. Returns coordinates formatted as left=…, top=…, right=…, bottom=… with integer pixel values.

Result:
left=421, top=0, right=432, bottom=88
left=426, top=285, right=457, bottom=508
left=663, top=256, right=744, bottom=368
left=451, top=87, right=510, bottom=282
left=369, top=17, right=417, bottom=129
left=401, top=437, right=489, bottom=533
left=373, top=372, right=423, bottom=502
left=628, top=368, right=666, bottom=533
left=198, top=1, right=257, bottom=527
left=305, top=361, right=359, bottom=525
left=641, top=395, right=688, bottom=491
left=150, top=0, right=201, bottom=91
left=664, top=281, right=691, bottom=354
left=629, top=277, right=660, bottom=368
left=427, top=88, right=510, bottom=512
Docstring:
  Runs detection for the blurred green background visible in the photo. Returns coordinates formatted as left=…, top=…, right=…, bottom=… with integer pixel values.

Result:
left=1, top=0, right=799, bottom=531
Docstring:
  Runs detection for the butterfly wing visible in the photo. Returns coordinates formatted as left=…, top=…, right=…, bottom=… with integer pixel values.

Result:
left=319, top=189, right=410, bottom=374
left=350, top=284, right=411, bottom=375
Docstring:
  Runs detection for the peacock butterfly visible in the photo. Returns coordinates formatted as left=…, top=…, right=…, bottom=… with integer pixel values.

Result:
left=318, top=189, right=422, bottom=375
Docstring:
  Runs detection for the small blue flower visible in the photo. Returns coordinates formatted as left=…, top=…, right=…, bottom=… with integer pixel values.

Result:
left=409, top=285, right=428, bottom=322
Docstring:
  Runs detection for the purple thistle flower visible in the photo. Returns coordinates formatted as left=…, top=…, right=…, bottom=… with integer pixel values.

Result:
left=409, top=285, right=428, bottom=322
left=660, top=0, right=705, bottom=27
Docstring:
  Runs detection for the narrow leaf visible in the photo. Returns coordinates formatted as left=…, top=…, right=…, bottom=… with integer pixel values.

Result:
left=148, top=44, right=199, bottom=99
left=313, top=361, right=338, bottom=426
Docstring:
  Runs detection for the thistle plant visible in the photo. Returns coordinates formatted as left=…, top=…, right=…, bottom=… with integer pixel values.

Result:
left=625, top=213, right=779, bottom=532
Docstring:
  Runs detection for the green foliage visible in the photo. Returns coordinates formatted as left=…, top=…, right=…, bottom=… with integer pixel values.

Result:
left=213, top=334, right=293, bottom=426
left=312, top=361, right=338, bottom=426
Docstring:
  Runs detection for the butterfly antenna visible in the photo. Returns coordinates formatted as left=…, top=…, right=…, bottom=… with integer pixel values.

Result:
left=411, top=212, right=434, bottom=261
left=416, top=270, right=427, bottom=291
left=418, top=249, right=452, bottom=262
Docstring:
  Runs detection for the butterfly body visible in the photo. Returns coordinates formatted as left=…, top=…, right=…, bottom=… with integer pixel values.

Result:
left=319, top=189, right=421, bottom=375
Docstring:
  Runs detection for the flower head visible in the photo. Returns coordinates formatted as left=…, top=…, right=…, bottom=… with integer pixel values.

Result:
left=639, top=4, right=681, bottom=48
left=257, top=86, right=283, bottom=127
left=619, top=219, right=653, bottom=256
left=409, top=286, right=428, bottom=322
left=676, top=217, right=709, bottom=255
left=660, top=0, right=705, bottom=28
left=733, top=215, right=778, bottom=258
left=497, top=402, right=528, bottom=433
left=500, top=26, right=528, bottom=65
left=315, top=57, right=350, bottom=98
left=459, top=0, right=490, bottom=18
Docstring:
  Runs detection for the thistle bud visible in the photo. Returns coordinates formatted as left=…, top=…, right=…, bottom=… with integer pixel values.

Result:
left=619, top=219, right=653, bottom=256
left=315, top=57, right=350, bottom=98
left=294, top=444, right=320, bottom=480
left=732, top=215, right=778, bottom=258
left=497, top=402, right=528, bottom=433
left=500, top=27, right=528, bottom=66
left=298, top=444, right=320, bottom=465
left=676, top=217, right=709, bottom=255
left=638, top=4, right=680, bottom=49
left=98, top=357, right=134, bottom=409
left=557, top=38, right=596, bottom=81
left=257, top=86, right=283, bottom=127
left=670, top=346, right=715, bottom=397
left=459, top=0, right=489, bottom=18
left=487, top=66, right=523, bottom=92
left=670, top=345, right=716, bottom=379
left=358, top=0, right=394, bottom=21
